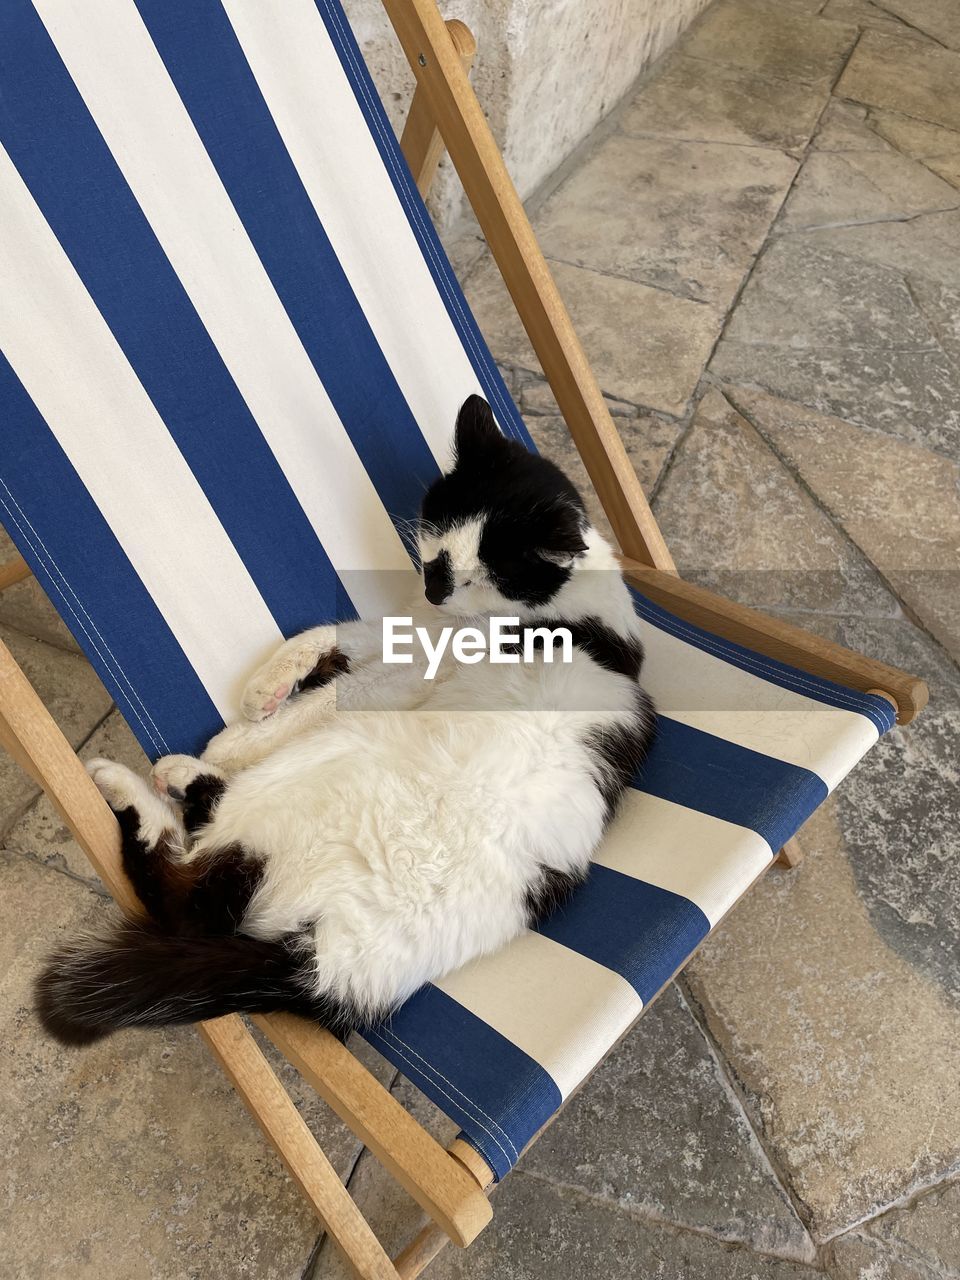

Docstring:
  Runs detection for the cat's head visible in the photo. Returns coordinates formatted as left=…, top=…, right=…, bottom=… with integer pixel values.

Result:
left=418, top=395, right=588, bottom=615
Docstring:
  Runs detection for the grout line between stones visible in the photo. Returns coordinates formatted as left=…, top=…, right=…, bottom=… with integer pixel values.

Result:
left=300, top=1065, right=403, bottom=1280
left=865, top=0, right=951, bottom=50
left=298, top=1230, right=326, bottom=1280
left=676, top=973, right=821, bottom=1239
left=775, top=204, right=960, bottom=233
left=516, top=1165, right=819, bottom=1267
left=723, top=385, right=960, bottom=682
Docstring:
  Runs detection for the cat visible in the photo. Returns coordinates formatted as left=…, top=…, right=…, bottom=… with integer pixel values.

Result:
left=37, top=396, right=655, bottom=1045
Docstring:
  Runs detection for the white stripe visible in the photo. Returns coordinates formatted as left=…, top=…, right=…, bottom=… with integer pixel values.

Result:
left=596, top=791, right=772, bottom=927
left=223, top=0, right=486, bottom=470
left=0, top=144, right=280, bottom=719
left=35, top=0, right=411, bottom=617
left=436, top=932, right=643, bottom=1099
left=638, top=617, right=880, bottom=789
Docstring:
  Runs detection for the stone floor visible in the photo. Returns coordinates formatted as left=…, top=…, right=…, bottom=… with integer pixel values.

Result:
left=2, top=0, right=959, bottom=1276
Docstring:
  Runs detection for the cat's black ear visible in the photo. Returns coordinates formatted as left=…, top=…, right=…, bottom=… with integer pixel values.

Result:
left=535, top=502, right=588, bottom=568
left=454, top=395, right=504, bottom=461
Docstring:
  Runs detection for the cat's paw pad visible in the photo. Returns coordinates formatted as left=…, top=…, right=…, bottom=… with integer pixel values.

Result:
left=241, top=628, right=340, bottom=722
left=241, top=675, right=295, bottom=722
left=87, top=758, right=147, bottom=812
left=151, top=754, right=207, bottom=800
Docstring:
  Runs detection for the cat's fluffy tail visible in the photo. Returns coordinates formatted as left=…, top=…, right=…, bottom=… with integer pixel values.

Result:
left=36, top=919, right=345, bottom=1046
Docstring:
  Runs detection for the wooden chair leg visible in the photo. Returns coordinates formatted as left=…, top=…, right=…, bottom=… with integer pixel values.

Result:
left=202, top=1017, right=399, bottom=1280
left=0, top=635, right=409, bottom=1278
left=775, top=837, right=804, bottom=869
left=400, top=19, right=477, bottom=199
left=254, top=1012, right=493, bottom=1247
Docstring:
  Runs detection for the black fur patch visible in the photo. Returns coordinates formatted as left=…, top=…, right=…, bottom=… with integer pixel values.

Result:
left=297, top=646, right=351, bottom=694
left=586, top=687, right=657, bottom=823
left=421, top=396, right=588, bottom=607
left=518, top=616, right=644, bottom=680
left=525, top=864, right=587, bottom=927
left=114, top=804, right=263, bottom=936
left=181, top=773, right=227, bottom=834
left=35, top=919, right=353, bottom=1047
left=115, top=805, right=193, bottom=931
left=181, top=845, right=265, bottom=936
left=423, top=550, right=453, bottom=605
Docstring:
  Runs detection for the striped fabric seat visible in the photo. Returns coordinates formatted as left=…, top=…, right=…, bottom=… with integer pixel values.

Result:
left=0, top=0, right=894, bottom=1181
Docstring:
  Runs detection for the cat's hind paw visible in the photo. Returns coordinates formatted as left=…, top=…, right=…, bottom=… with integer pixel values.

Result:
left=87, top=758, right=161, bottom=814
left=151, top=753, right=212, bottom=800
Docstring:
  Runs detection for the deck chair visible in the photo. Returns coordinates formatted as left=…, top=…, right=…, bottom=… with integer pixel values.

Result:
left=0, top=1, right=929, bottom=1275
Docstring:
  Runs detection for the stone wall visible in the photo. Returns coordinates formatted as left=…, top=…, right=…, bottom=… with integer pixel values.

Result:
left=344, top=0, right=713, bottom=229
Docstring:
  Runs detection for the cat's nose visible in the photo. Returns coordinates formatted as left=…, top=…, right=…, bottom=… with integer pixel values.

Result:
left=423, top=552, right=453, bottom=605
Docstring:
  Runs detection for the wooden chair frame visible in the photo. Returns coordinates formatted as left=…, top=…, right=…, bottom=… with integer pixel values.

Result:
left=0, top=2, right=928, bottom=1276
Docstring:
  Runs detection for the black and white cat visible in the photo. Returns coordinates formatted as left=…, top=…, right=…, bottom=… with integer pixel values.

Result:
left=38, top=397, right=655, bottom=1045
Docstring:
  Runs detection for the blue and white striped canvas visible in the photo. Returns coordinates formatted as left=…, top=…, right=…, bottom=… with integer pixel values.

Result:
left=0, top=0, right=895, bottom=1180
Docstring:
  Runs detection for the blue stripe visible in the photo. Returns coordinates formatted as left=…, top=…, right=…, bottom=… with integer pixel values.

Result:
left=314, top=0, right=534, bottom=451
left=638, top=717, right=827, bottom=853
left=0, top=354, right=221, bottom=759
left=537, top=865, right=709, bottom=1004
left=0, top=1, right=351, bottom=635
left=366, top=985, right=561, bottom=1181
left=135, top=0, right=442, bottom=539
left=632, top=589, right=897, bottom=736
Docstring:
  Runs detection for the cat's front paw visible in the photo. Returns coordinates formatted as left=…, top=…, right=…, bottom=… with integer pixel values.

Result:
left=151, top=753, right=209, bottom=800
left=87, top=757, right=155, bottom=813
left=241, top=627, right=340, bottom=721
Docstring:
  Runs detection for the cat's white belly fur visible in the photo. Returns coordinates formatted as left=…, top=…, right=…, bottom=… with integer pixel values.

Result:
left=194, top=656, right=629, bottom=1015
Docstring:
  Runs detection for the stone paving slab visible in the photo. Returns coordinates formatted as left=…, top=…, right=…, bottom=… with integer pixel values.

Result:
left=723, top=385, right=960, bottom=661
left=777, top=147, right=959, bottom=231
left=866, top=0, right=960, bottom=51
left=534, top=131, right=798, bottom=305
left=685, top=612, right=960, bottom=1241
left=419, top=1173, right=825, bottom=1280
left=858, top=1178, right=960, bottom=1274
left=681, top=0, right=858, bottom=84
left=621, top=51, right=828, bottom=152
left=0, top=527, right=79, bottom=652
left=812, top=99, right=896, bottom=152
left=0, top=849, right=381, bottom=1280
left=837, top=30, right=960, bottom=133
left=652, top=388, right=899, bottom=618
left=711, top=237, right=960, bottom=457
left=523, top=411, right=682, bottom=539
left=869, top=109, right=960, bottom=190
left=0, top=623, right=112, bottom=840
left=820, top=0, right=938, bottom=44
left=3, top=708, right=149, bottom=888
left=789, top=210, right=960, bottom=291
left=465, top=256, right=722, bottom=416
left=827, top=1179, right=960, bottom=1279
left=521, top=983, right=815, bottom=1261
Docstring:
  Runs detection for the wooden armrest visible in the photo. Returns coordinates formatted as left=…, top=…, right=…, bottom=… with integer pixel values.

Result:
left=622, top=565, right=928, bottom=725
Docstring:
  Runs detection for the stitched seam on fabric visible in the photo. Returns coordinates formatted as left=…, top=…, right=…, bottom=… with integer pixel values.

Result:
left=377, top=1024, right=520, bottom=1161
left=0, top=479, right=167, bottom=752
left=372, top=1035, right=510, bottom=1174
left=632, top=595, right=891, bottom=735
left=0, top=487, right=163, bottom=753
left=319, top=0, right=525, bottom=446
left=376, top=1023, right=520, bottom=1162
left=0, top=478, right=168, bottom=753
